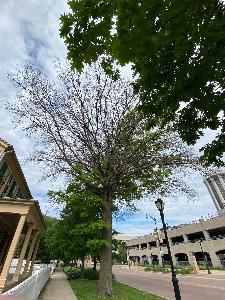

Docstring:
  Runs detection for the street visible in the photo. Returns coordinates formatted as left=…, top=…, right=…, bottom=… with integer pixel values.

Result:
left=113, top=267, right=225, bottom=300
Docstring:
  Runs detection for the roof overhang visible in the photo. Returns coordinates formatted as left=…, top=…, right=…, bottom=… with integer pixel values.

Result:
left=0, top=197, right=45, bottom=232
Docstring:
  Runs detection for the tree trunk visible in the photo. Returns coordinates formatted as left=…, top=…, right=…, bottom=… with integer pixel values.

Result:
left=97, top=191, right=113, bottom=296
left=93, top=257, right=97, bottom=271
left=80, top=258, right=85, bottom=279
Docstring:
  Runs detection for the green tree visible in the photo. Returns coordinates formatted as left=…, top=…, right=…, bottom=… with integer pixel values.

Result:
left=7, top=62, right=206, bottom=296
left=48, top=187, right=104, bottom=274
left=60, top=1, right=225, bottom=165
left=112, top=239, right=127, bottom=264
left=36, top=216, right=59, bottom=264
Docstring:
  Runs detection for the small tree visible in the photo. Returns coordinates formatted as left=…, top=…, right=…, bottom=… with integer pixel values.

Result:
left=112, top=239, right=127, bottom=265
left=6, top=62, right=206, bottom=296
left=36, top=216, right=59, bottom=264
left=48, top=186, right=104, bottom=274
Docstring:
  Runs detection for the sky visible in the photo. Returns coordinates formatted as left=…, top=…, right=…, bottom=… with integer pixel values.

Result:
left=0, top=0, right=220, bottom=237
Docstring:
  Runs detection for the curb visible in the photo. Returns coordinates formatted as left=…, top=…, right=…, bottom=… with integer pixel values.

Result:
left=116, top=281, right=172, bottom=300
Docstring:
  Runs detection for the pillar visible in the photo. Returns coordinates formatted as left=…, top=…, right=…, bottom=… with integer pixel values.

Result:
left=28, top=235, right=41, bottom=275
left=183, top=234, right=193, bottom=266
left=158, top=250, right=163, bottom=265
left=13, top=223, right=33, bottom=282
left=156, top=240, right=163, bottom=265
left=171, top=253, right=177, bottom=266
left=23, top=232, right=38, bottom=274
left=148, top=255, right=153, bottom=265
left=203, top=230, right=221, bottom=267
left=0, top=215, right=26, bottom=292
left=168, top=238, right=177, bottom=266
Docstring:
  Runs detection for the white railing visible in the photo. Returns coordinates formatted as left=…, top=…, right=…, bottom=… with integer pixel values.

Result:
left=3, top=266, right=52, bottom=300
left=33, top=263, right=56, bottom=275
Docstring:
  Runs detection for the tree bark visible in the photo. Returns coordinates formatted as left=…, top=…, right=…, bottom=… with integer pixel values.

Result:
left=93, top=257, right=97, bottom=271
left=97, top=191, right=113, bottom=297
left=80, top=258, right=85, bottom=279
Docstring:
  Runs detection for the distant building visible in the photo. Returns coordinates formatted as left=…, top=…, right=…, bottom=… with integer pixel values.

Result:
left=204, top=173, right=225, bottom=215
left=127, top=215, right=225, bottom=268
left=126, top=174, right=225, bottom=269
left=113, top=233, right=134, bottom=242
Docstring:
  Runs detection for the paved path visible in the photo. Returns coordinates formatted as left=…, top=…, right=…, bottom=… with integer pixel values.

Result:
left=113, top=267, right=225, bottom=300
left=39, top=268, right=77, bottom=300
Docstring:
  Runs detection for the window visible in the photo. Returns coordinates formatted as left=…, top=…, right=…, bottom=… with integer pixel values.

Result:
left=0, top=161, right=8, bottom=182
left=7, top=180, right=16, bottom=198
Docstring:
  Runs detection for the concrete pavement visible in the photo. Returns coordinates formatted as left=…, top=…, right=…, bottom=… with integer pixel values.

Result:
left=39, top=268, right=77, bottom=300
left=113, top=266, right=225, bottom=300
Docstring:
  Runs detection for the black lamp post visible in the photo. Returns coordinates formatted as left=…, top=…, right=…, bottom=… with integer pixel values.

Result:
left=155, top=198, right=181, bottom=300
left=198, top=239, right=211, bottom=274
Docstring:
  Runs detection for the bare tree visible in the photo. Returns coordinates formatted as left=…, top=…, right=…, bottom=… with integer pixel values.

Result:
left=6, top=61, right=206, bottom=296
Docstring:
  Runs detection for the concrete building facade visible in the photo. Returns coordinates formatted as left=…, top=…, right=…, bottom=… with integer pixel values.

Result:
left=204, top=173, right=225, bottom=215
left=0, top=138, right=45, bottom=293
left=127, top=214, right=225, bottom=268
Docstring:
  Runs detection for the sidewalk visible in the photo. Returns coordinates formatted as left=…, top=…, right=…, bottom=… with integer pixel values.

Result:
left=39, top=267, right=77, bottom=300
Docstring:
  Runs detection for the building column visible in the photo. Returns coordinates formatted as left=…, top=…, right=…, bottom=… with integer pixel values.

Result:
left=28, top=235, right=41, bottom=275
left=203, top=230, right=210, bottom=241
left=138, top=244, right=141, bottom=250
left=156, top=241, right=162, bottom=265
left=13, top=223, right=33, bottom=282
left=168, top=238, right=177, bottom=266
left=0, top=214, right=26, bottom=292
left=158, top=254, right=163, bottom=265
left=203, top=230, right=221, bottom=267
left=148, top=255, right=153, bottom=265
left=23, top=232, right=38, bottom=274
left=183, top=234, right=193, bottom=266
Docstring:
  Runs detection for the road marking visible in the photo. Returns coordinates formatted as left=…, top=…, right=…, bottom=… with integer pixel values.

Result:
left=119, top=282, right=172, bottom=300
left=183, top=275, right=225, bottom=281
left=180, top=281, right=225, bottom=290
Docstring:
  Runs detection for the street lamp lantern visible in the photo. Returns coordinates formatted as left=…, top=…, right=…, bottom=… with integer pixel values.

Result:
left=155, top=198, right=164, bottom=211
left=155, top=198, right=181, bottom=300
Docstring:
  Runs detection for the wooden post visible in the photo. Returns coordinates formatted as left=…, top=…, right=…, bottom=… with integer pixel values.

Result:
left=13, top=223, right=33, bottom=282
left=23, top=232, right=38, bottom=274
left=0, top=214, right=26, bottom=292
left=28, top=235, right=41, bottom=275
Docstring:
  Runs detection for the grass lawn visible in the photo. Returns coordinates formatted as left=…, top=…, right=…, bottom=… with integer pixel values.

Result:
left=69, top=280, right=164, bottom=300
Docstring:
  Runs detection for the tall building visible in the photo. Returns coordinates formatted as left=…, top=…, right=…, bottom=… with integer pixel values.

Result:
left=204, top=173, right=225, bottom=214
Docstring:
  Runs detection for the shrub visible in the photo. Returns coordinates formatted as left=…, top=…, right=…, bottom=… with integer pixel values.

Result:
left=64, top=266, right=81, bottom=279
left=144, top=266, right=153, bottom=272
left=176, top=267, right=192, bottom=275
left=144, top=265, right=170, bottom=272
left=211, top=266, right=225, bottom=271
left=152, top=265, right=165, bottom=272
left=83, top=268, right=99, bottom=280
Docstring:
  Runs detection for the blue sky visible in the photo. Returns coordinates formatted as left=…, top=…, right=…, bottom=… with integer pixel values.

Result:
left=0, top=0, right=219, bottom=236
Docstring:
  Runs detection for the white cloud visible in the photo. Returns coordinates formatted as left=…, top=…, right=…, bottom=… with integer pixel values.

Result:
left=0, top=0, right=68, bottom=214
